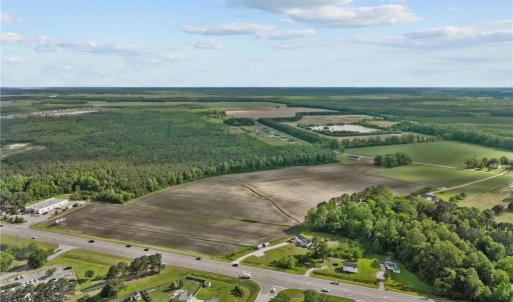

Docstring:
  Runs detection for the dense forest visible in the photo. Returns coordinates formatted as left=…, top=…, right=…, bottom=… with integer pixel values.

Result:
left=306, top=186, right=513, bottom=302
left=0, top=109, right=336, bottom=208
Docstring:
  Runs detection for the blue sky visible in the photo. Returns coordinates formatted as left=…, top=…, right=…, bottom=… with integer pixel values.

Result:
left=1, top=0, right=512, bottom=87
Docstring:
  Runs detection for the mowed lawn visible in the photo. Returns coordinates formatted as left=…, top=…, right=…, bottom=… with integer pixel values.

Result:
left=278, top=289, right=354, bottom=302
left=347, top=141, right=513, bottom=168
left=242, top=244, right=309, bottom=275
left=371, top=165, right=488, bottom=189
left=312, top=256, right=381, bottom=288
left=120, top=267, right=259, bottom=302
left=384, top=263, right=434, bottom=295
left=46, top=249, right=130, bottom=289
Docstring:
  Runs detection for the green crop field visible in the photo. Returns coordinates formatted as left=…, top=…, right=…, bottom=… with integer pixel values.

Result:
left=371, top=165, right=488, bottom=189
left=347, top=141, right=513, bottom=168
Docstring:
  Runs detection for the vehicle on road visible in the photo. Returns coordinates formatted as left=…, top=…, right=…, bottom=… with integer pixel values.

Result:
left=321, top=288, right=330, bottom=293
left=126, top=244, right=131, bottom=248
left=271, top=287, right=277, bottom=293
left=31, top=236, right=37, bottom=239
left=196, top=257, right=202, bottom=260
left=88, top=239, right=95, bottom=243
left=232, top=263, right=239, bottom=267
left=144, top=248, right=149, bottom=251
left=240, top=271, right=252, bottom=279
left=330, top=281, right=340, bottom=285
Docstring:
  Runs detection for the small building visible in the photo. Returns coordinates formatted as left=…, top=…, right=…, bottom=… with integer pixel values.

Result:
left=342, top=262, right=358, bottom=274
left=129, top=292, right=142, bottom=301
left=173, top=290, right=202, bottom=302
left=419, top=193, right=438, bottom=202
left=384, top=261, right=401, bottom=273
left=294, top=235, right=312, bottom=248
left=26, top=198, right=69, bottom=215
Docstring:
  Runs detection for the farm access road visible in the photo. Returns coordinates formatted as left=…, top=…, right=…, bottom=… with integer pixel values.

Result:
left=1, top=223, right=449, bottom=302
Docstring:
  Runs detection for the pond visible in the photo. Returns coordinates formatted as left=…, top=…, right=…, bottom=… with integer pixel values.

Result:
left=309, top=124, right=378, bottom=133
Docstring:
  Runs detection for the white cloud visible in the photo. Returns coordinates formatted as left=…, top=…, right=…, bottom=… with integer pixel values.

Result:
left=0, top=33, right=184, bottom=63
left=257, top=29, right=315, bottom=40
left=181, top=23, right=274, bottom=36
left=187, top=38, right=223, bottom=49
left=356, top=26, right=513, bottom=49
left=181, top=23, right=315, bottom=40
left=225, top=0, right=418, bottom=27
left=0, top=32, right=25, bottom=43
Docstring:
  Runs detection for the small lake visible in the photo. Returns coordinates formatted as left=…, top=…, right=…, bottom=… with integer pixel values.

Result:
left=309, top=124, right=377, bottom=133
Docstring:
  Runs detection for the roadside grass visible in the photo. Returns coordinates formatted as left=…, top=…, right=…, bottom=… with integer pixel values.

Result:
left=312, top=256, right=381, bottom=289
left=242, top=244, right=310, bottom=275
left=371, top=164, right=488, bottom=189
left=278, top=289, right=354, bottom=302
left=1, top=234, right=58, bottom=252
left=46, top=249, right=129, bottom=290
left=384, top=262, right=434, bottom=295
left=120, top=266, right=259, bottom=302
left=347, top=141, right=512, bottom=168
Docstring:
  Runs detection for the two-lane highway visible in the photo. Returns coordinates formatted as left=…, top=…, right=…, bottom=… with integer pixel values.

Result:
left=1, top=224, right=442, bottom=302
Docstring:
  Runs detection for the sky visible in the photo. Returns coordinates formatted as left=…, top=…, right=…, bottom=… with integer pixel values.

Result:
left=1, top=0, right=512, bottom=87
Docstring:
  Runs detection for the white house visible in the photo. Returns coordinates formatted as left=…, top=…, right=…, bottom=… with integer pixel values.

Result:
left=419, top=193, right=438, bottom=202
left=384, top=261, right=401, bottom=273
left=295, top=235, right=313, bottom=248
left=342, top=262, right=358, bottom=274
left=26, top=198, right=69, bottom=215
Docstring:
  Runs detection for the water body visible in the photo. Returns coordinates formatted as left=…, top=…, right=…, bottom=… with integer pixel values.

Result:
left=310, top=124, right=377, bottom=133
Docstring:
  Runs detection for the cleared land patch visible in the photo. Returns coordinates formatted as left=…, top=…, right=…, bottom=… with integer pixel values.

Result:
left=225, top=104, right=332, bottom=119
left=58, top=164, right=420, bottom=256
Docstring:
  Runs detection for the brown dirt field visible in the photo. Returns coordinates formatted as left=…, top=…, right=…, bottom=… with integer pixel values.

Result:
left=225, top=106, right=332, bottom=119
left=60, top=163, right=421, bottom=256
left=285, top=114, right=372, bottom=126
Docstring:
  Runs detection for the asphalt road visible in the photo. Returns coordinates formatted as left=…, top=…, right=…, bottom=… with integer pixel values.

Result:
left=1, top=224, right=443, bottom=302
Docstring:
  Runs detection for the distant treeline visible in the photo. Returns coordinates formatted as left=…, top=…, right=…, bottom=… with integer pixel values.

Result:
left=397, top=122, right=513, bottom=151
left=224, top=117, right=255, bottom=126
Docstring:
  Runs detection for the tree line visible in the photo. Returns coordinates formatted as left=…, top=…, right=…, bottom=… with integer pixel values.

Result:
left=465, top=156, right=512, bottom=170
left=397, top=121, right=513, bottom=151
left=305, top=186, right=513, bottom=302
left=0, top=278, right=75, bottom=302
left=1, top=242, right=51, bottom=272
left=374, top=152, right=412, bottom=168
